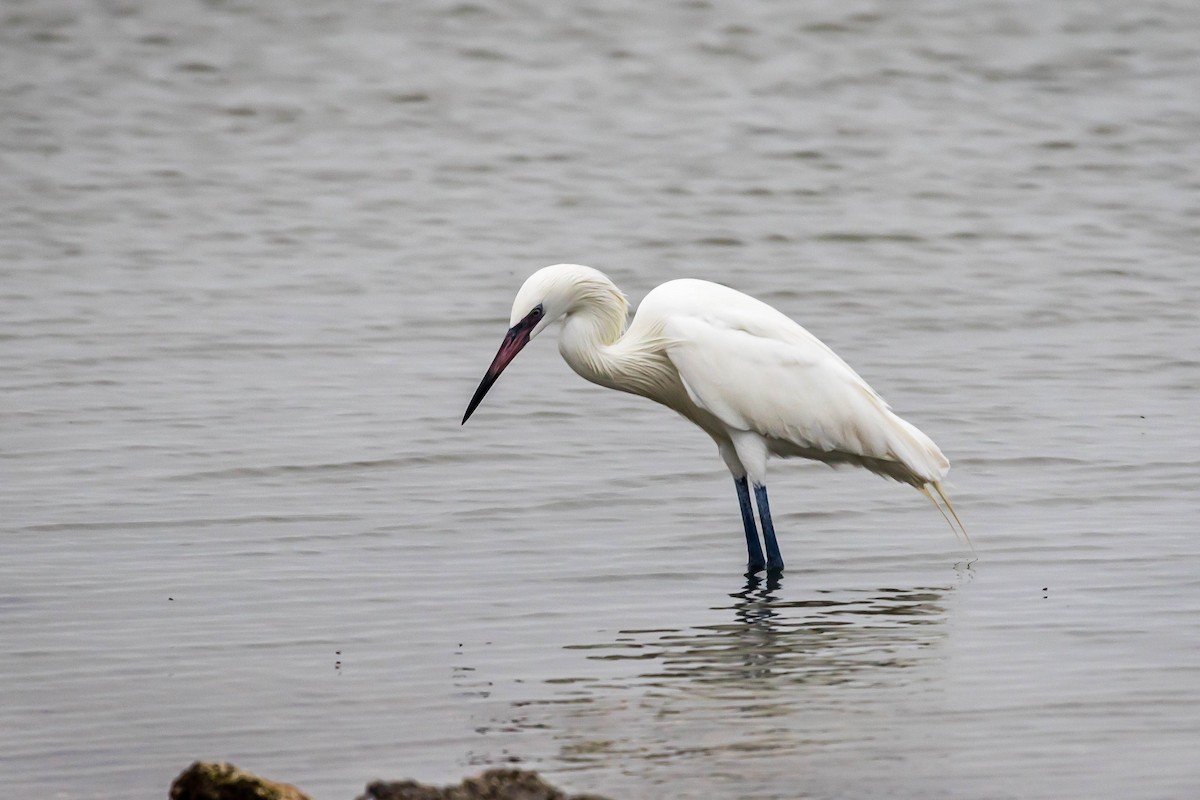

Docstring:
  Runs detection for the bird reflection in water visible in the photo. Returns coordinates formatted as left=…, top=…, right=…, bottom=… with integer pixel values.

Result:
left=597, top=574, right=952, bottom=692
left=470, top=575, right=956, bottom=774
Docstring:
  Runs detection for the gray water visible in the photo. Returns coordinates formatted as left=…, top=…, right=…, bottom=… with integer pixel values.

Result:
left=3, top=1, right=1199, bottom=798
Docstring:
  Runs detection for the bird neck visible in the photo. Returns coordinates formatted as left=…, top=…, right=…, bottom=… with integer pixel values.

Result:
left=558, top=294, right=678, bottom=401
left=558, top=293, right=629, bottom=390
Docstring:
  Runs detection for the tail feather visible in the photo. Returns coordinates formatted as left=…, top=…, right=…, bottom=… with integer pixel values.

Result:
left=922, top=481, right=973, bottom=551
left=919, top=485, right=961, bottom=544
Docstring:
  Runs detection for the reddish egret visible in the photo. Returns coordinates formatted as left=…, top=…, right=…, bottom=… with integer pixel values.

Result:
left=463, top=264, right=966, bottom=572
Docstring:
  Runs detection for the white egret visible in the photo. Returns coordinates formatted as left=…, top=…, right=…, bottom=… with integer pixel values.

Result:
left=463, top=264, right=966, bottom=572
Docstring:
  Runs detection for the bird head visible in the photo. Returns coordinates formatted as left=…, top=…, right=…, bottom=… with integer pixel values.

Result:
left=462, top=264, right=620, bottom=424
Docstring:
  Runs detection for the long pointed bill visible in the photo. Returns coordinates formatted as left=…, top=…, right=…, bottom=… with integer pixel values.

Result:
left=462, top=325, right=531, bottom=424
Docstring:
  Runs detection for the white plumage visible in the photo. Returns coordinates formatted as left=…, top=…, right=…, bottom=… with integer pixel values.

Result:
left=464, top=264, right=965, bottom=572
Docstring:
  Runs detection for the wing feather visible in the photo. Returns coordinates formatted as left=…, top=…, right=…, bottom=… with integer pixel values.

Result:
left=650, top=283, right=948, bottom=485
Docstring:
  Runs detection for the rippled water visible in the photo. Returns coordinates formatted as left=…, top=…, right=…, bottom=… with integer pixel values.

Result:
left=3, top=1, right=1199, bottom=798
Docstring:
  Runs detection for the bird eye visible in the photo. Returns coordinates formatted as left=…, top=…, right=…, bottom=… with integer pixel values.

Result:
left=532, top=305, right=543, bottom=318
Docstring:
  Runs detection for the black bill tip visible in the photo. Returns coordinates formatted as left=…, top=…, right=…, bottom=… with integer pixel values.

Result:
left=461, top=327, right=528, bottom=424
left=462, top=305, right=544, bottom=425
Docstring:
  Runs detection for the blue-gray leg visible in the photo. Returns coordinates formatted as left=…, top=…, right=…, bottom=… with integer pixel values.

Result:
left=754, top=484, right=784, bottom=572
left=735, top=476, right=766, bottom=572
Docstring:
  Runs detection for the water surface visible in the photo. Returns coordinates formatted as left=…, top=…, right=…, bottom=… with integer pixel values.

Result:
left=3, top=1, right=1199, bottom=798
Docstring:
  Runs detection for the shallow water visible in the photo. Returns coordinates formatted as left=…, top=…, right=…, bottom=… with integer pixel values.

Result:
left=3, top=1, right=1200, bottom=798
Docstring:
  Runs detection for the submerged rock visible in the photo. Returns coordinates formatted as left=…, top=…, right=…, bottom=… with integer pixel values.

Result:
left=168, top=762, right=609, bottom=800
left=359, top=768, right=611, bottom=800
left=169, top=761, right=313, bottom=800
